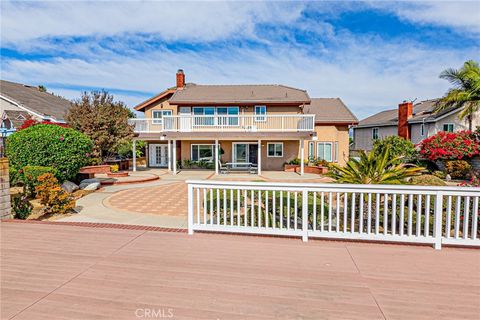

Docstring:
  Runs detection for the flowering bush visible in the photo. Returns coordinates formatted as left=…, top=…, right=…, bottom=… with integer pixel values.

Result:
left=35, top=173, right=75, bottom=214
left=418, top=131, right=480, bottom=161
left=459, top=176, right=480, bottom=187
left=18, top=118, right=69, bottom=131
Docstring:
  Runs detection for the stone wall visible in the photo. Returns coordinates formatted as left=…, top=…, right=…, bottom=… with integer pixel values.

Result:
left=0, top=158, right=11, bottom=219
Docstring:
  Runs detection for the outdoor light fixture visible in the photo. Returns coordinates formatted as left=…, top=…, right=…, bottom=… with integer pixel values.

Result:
left=160, top=135, right=166, bottom=141
left=311, top=133, right=318, bottom=141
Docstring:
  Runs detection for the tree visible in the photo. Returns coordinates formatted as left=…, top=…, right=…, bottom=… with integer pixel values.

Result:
left=373, top=136, right=417, bottom=162
left=327, top=148, right=424, bottom=184
left=435, top=60, right=480, bottom=131
left=38, top=85, right=47, bottom=92
left=67, top=91, right=134, bottom=159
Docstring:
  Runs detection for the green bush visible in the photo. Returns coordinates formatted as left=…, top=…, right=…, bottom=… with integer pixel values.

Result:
left=9, top=167, right=21, bottom=186
left=12, top=193, right=33, bottom=219
left=444, top=160, right=471, bottom=179
left=23, top=166, right=58, bottom=196
left=432, top=170, right=446, bottom=179
left=409, top=175, right=447, bottom=186
left=6, top=124, right=93, bottom=181
left=373, top=136, right=417, bottom=161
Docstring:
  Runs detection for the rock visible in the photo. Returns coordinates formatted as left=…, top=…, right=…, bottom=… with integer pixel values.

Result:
left=445, top=174, right=452, bottom=181
left=61, top=181, right=79, bottom=193
left=80, top=182, right=101, bottom=191
left=79, top=178, right=100, bottom=184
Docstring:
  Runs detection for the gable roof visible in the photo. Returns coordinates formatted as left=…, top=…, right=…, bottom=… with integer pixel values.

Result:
left=3, top=110, right=30, bottom=128
left=355, top=98, right=461, bottom=128
left=134, top=88, right=176, bottom=111
left=0, top=80, right=72, bottom=122
left=304, top=98, right=358, bottom=124
left=169, top=84, right=310, bottom=105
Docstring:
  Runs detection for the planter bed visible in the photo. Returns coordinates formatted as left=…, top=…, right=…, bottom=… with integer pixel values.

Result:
left=284, top=164, right=328, bottom=174
left=79, top=165, right=111, bottom=174
left=106, top=171, right=129, bottom=178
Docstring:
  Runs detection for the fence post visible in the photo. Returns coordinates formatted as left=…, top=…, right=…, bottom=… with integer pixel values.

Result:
left=187, top=184, right=194, bottom=235
left=433, top=191, right=443, bottom=250
left=302, top=189, right=308, bottom=242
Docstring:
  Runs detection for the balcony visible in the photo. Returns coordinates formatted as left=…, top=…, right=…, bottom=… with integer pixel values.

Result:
left=128, top=114, right=315, bottom=133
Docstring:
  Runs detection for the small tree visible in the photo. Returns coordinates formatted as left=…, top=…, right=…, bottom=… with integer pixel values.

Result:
left=373, top=136, right=417, bottom=161
left=67, top=90, right=134, bottom=160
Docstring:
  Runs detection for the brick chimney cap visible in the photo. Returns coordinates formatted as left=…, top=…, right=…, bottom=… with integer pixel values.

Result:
left=177, top=69, right=184, bottom=74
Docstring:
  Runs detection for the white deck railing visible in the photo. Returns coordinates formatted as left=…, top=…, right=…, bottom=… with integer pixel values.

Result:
left=128, top=114, right=315, bottom=133
left=187, top=180, right=480, bottom=249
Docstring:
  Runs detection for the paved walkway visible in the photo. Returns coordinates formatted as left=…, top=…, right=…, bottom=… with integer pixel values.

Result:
left=2, top=221, right=479, bottom=320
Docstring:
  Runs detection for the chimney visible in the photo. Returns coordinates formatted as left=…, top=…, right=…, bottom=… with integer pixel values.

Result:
left=398, top=101, right=413, bottom=140
left=176, top=69, right=185, bottom=88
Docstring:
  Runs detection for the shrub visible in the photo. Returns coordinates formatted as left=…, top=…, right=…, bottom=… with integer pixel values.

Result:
left=409, top=175, right=447, bottom=186
left=6, top=124, right=93, bottom=181
left=432, top=170, right=446, bottom=179
left=418, top=131, right=479, bottom=161
left=459, top=176, right=480, bottom=187
left=22, top=166, right=58, bottom=197
left=110, top=164, right=119, bottom=173
left=9, top=167, right=21, bottom=186
left=17, top=118, right=69, bottom=131
left=12, top=193, right=33, bottom=219
left=373, top=136, right=417, bottom=161
left=444, top=160, right=471, bottom=179
left=35, top=173, right=75, bottom=214
left=314, top=159, right=330, bottom=167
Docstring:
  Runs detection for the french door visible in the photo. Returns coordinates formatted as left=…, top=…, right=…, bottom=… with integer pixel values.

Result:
left=149, top=144, right=168, bottom=167
left=233, top=143, right=258, bottom=165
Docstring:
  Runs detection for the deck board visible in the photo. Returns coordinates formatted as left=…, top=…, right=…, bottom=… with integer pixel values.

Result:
left=1, top=222, right=479, bottom=319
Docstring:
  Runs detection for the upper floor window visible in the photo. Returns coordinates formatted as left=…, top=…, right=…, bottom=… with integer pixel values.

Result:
left=152, top=110, right=172, bottom=125
left=443, top=123, right=454, bottom=132
left=255, top=106, right=266, bottom=122
left=420, top=123, right=425, bottom=136
left=372, top=127, right=379, bottom=140
left=192, top=107, right=239, bottom=126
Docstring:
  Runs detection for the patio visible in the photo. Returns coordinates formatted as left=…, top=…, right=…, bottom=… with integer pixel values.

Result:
left=1, top=221, right=479, bottom=319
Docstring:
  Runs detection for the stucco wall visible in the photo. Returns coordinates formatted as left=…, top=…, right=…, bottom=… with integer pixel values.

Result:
left=305, top=124, right=350, bottom=165
left=353, top=125, right=397, bottom=151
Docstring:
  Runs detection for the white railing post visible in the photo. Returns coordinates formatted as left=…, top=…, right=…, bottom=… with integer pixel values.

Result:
left=302, top=189, right=309, bottom=242
left=132, top=140, right=137, bottom=172
left=433, top=191, right=443, bottom=250
left=188, top=184, right=194, bottom=235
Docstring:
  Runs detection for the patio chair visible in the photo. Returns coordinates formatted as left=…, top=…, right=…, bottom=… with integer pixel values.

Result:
left=218, top=161, right=229, bottom=174
left=249, top=163, right=258, bottom=174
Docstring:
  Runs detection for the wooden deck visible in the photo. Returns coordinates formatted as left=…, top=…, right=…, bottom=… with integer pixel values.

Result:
left=1, top=221, right=479, bottom=319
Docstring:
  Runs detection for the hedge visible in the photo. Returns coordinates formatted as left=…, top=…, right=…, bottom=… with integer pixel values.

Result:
left=6, top=124, right=93, bottom=181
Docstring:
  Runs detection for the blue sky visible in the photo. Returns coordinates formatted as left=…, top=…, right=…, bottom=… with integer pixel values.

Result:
left=1, top=1, right=479, bottom=119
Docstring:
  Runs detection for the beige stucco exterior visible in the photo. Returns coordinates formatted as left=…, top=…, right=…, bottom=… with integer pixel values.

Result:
left=305, top=124, right=350, bottom=166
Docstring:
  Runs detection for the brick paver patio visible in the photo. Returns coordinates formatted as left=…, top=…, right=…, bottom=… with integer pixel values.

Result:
left=105, top=182, right=188, bottom=216
left=1, top=221, right=479, bottom=319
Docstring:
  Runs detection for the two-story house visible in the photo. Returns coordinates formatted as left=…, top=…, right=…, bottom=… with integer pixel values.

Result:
left=130, top=70, right=357, bottom=175
left=352, top=99, right=480, bottom=151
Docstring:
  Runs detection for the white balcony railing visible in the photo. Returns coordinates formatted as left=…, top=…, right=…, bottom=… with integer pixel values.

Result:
left=128, top=114, right=315, bottom=133
left=187, top=180, right=480, bottom=249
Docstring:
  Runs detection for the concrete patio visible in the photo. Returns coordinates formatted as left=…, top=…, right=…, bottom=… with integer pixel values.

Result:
left=1, top=221, right=479, bottom=319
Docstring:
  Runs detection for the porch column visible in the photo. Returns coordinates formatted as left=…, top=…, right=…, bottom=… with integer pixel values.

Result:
left=300, top=139, right=304, bottom=176
left=215, top=139, right=219, bottom=175
left=132, top=139, right=137, bottom=172
left=173, top=139, right=177, bottom=175
left=257, top=139, right=262, bottom=175
left=167, top=139, right=172, bottom=172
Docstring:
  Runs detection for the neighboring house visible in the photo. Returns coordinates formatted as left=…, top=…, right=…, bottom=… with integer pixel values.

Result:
left=352, top=99, right=480, bottom=151
left=131, top=70, right=358, bottom=174
left=0, top=80, right=72, bottom=137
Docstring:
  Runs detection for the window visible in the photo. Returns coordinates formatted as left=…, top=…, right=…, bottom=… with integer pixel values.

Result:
left=308, top=141, right=315, bottom=161
left=317, top=142, right=333, bottom=162
left=255, top=105, right=266, bottom=122
left=192, top=107, right=239, bottom=126
left=217, top=107, right=239, bottom=126
left=443, top=123, right=454, bottom=132
left=191, top=144, right=215, bottom=162
left=420, top=124, right=425, bottom=136
left=152, top=110, right=172, bottom=124
left=372, top=127, right=379, bottom=140
left=267, top=143, right=283, bottom=157
left=193, top=107, right=215, bottom=126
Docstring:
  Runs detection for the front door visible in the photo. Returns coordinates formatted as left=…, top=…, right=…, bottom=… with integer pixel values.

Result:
left=179, top=107, right=191, bottom=131
left=149, top=144, right=168, bottom=167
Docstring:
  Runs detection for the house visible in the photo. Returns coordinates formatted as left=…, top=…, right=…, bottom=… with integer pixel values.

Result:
left=352, top=99, right=480, bottom=151
left=130, top=70, right=358, bottom=174
left=0, top=80, right=72, bottom=137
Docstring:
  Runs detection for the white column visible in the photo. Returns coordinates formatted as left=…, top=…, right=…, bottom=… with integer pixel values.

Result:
left=132, top=139, right=137, bottom=172
left=167, top=139, right=172, bottom=172
left=257, top=139, right=262, bottom=175
left=173, top=139, right=177, bottom=175
left=300, top=139, right=304, bottom=176
left=215, top=139, right=219, bottom=175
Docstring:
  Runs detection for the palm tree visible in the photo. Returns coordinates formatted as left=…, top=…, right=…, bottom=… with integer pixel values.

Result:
left=327, top=148, right=424, bottom=184
left=435, top=60, right=480, bottom=131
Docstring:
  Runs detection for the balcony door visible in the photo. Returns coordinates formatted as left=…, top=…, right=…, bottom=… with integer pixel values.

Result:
left=179, top=107, right=191, bottom=131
